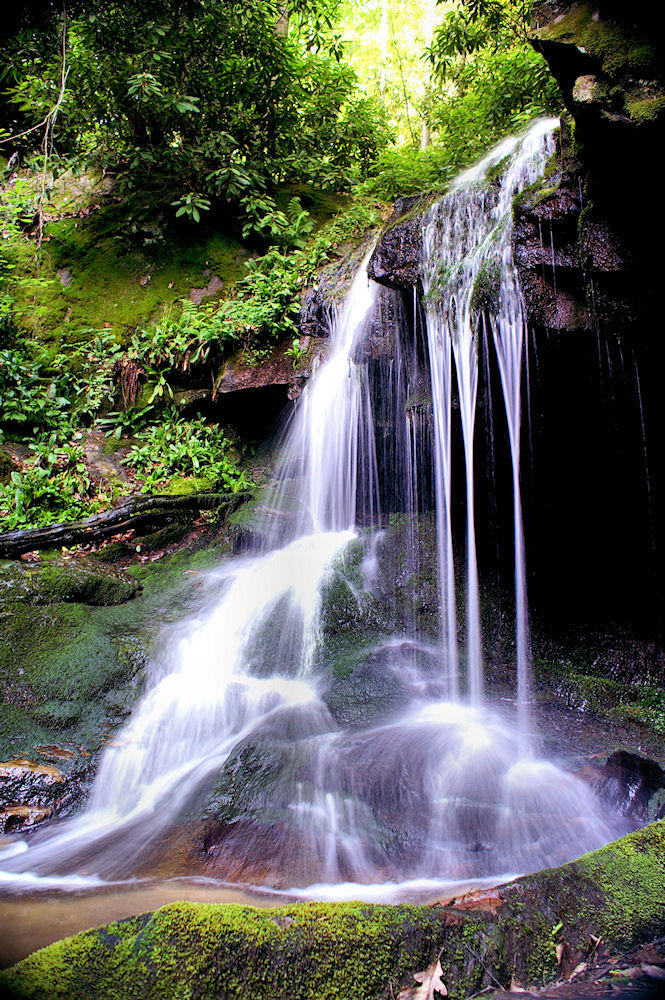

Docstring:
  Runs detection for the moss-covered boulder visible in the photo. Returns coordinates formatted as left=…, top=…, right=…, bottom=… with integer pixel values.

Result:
left=34, top=559, right=141, bottom=606
left=3, top=820, right=665, bottom=999
left=0, top=546, right=227, bottom=800
left=531, top=2, right=665, bottom=129
left=0, top=556, right=142, bottom=607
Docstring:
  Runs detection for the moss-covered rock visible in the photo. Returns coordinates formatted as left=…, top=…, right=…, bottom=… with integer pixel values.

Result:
left=3, top=821, right=665, bottom=999
left=35, top=559, right=142, bottom=606
left=533, top=4, right=663, bottom=84
left=0, top=546, right=226, bottom=765
left=470, top=256, right=502, bottom=313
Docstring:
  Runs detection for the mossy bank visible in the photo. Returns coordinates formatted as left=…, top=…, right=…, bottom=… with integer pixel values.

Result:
left=2, top=819, right=665, bottom=999
left=0, top=543, right=231, bottom=827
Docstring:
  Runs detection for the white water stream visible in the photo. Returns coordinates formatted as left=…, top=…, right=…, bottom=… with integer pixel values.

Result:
left=0, top=124, right=625, bottom=900
left=422, top=117, right=558, bottom=727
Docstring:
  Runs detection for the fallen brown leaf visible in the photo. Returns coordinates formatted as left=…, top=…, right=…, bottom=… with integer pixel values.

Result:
left=398, top=959, right=448, bottom=1000
left=452, top=888, right=504, bottom=914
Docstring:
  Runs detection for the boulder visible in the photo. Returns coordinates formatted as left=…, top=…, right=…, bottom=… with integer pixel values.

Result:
left=213, top=337, right=321, bottom=402
left=4, top=820, right=665, bottom=999
left=367, top=196, right=426, bottom=292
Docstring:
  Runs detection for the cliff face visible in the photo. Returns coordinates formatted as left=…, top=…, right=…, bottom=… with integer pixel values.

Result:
left=512, top=128, right=638, bottom=334
left=529, top=2, right=665, bottom=302
left=360, top=44, right=665, bottom=647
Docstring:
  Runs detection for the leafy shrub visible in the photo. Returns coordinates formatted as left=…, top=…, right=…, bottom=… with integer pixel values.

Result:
left=0, top=433, right=101, bottom=529
left=0, top=348, right=72, bottom=433
left=123, top=414, right=251, bottom=493
left=131, top=198, right=381, bottom=367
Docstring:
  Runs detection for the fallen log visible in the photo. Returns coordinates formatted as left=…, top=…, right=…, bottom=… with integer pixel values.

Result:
left=0, top=491, right=251, bottom=558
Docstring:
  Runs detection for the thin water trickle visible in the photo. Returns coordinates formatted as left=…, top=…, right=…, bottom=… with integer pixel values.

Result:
left=422, top=116, right=557, bottom=728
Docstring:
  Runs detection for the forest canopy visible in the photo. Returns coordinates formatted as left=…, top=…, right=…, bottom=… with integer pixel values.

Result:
left=1, top=0, right=560, bottom=211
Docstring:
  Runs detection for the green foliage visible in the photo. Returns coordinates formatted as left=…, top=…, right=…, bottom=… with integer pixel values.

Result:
left=136, top=198, right=381, bottom=365
left=99, top=405, right=156, bottom=441
left=1, top=2, right=392, bottom=237
left=362, top=0, right=561, bottom=199
left=335, top=0, right=436, bottom=145
left=285, top=338, right=306, bottom=370
left=123, top=413, right=250, bottom=493
left=0, top=348, right=71, bottom=433
left=171, top=192, right=211, bottom=224
left=0, top=185, right=375, bottom=532
left=0, top=433, right=100, bottom=529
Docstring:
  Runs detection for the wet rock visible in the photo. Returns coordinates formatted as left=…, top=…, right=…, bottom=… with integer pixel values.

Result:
left=0, top=759, right=63, bottom=808
left=3, top=557, right=143, bottom=607
left=512, top=134, right=638, bottom=332
left=529, top=0, right=665, bottom=313
left=367, top=197, right=426, bottom=293
left=0, top=448, right=16, bottom=484
left=82, top=428, right=129, bottom=487
left=299, top=236, right=376, bottom=338
left=572, top=73, right=608, bottom=109
left=0, top=804, right=52, bottom=834
left=324, top=640, right=442, bottom=730
left=531, top=2, right=665, bottom=129
left=0, top=757, right=89, bottom=831
left=213, top=337, right=321, bottom=402
left=172, top=388, right=211, bottom=413
left=586, top=750, right=665, bottom=824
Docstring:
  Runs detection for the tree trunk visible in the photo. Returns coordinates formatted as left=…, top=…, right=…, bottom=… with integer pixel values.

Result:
left=274, top=1, right=289, bottom=37
left=0, top=492, right=250, bottom=558
left=420, top=0, right=438, bottom=150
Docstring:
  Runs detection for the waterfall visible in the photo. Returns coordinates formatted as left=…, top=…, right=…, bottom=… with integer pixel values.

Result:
left=422, top=117, right=558, bottom=724
left=0, top=251, right=379, bottom=885
left=269, top=257, right=380, bottom=538
left=0, top=125, right=624, bottom=899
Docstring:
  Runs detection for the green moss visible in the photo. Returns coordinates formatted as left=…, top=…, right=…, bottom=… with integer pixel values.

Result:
left=384, top=192, right=435, bottom=234
left=624, top=93, right=665, bottom=124
left=470, top=257, right=502, bottom=312
left=37, top=561, right=142, bottom=606
left=0, top=547, right=226, bottom=758
left=512, top=152, right=561, bottom=217
left=5, top=823, right=665, bottom=999
left=0, top=900, right=482, bottom=1000
left=10, top=197, right=246, bottom=352
left=0, top=596, right=146, bottom=754
left=155, top=473, right=219, bottom=496
left=534, top=5, right=662, bottom=79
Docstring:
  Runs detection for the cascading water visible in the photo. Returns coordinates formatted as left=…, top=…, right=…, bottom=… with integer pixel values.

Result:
left=0, top=123, right=626, bottom=901
left=0, top=251, right=379, bottom=887
left=422, top=117, right=558, bottom=729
